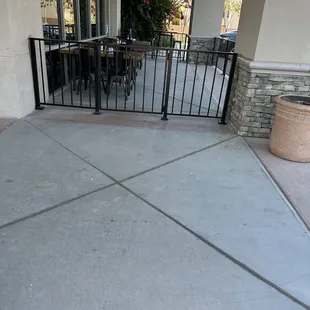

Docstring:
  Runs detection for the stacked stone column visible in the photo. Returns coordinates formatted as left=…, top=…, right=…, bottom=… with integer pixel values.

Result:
left=227, top=0, right=310, bottom=137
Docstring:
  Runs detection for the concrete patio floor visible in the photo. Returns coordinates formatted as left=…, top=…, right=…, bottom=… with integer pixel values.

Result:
left=246, top=138, right=310, bottom=230
left=0, top=118, right=15, bottom=134
left=0, top=108, right=309, bottom=310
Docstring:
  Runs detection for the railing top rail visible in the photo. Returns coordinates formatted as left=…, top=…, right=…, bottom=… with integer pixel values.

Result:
left=30, top=37, right=237, bottom=55
left=153, top=30, right=188, bottom=36
left=30, top=36, right=106, bottom=45
left=79, top=35, right=107, bottom=42
left=215, top=36, right=236, bottom=43
left=43, top=24, right=94, bottom=26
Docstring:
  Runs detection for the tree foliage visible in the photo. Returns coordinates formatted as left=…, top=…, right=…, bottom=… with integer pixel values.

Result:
left=41, top=0, right=96, bottom=24
left=224, top=0, right=242, bottom=14
left=177, top=0, right=191, bottom=34
left=121, top=0, right=179, bottom=40
left=223, top=0, right=242, bottom=31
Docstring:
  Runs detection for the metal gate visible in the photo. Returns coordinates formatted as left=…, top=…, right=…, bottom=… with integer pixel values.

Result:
left=30, top=37, right=237, bottom=123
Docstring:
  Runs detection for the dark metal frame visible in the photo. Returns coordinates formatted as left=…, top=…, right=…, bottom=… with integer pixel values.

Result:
left=213, top=37, right=236, bottom=74
left=43, top=25, right=76, bottom=40
left=44, top=0, right=107, bottom=41
left=73, top=0, right=81, bottom=40
left=30, top=37, right=238, bottom=124
left=152, top=31, right=189, bottom=60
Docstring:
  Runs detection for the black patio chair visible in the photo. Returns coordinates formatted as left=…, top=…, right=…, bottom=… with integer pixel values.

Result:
left=102, top=47, right=131, bottom=99
left=66, top=33, right=76, bottom=41
left=76, top=47, right=107, bottom=95
left=76, top=48, right=95, bottom=95
left=102, top=38, right=118, bottom=45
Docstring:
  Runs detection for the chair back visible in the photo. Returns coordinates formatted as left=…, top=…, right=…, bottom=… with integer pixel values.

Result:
left=102, top=38, right=118, bottom=45
left=133, top=40, right=150, bottom=53
left=66, top=34, right=76, bottom=41
left=80, top=48, right=93, bottom=74
left=113, top=46, right=128, bottom=75
left=133, top=41, right=151, bottom=46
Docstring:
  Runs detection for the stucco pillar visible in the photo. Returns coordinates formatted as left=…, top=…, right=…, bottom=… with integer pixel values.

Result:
left=190, top=0, right=224, bottom=37
left=109, top=0, right=121, bottom=37
left=188, top=0, right=224, bottom=64
left=0, top=0, right=43, bottom=118
left=227, top=0, right=310, bottom=137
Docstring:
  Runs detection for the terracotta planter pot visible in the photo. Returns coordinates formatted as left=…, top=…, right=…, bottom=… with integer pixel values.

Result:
left=269, top=95, right=310, bottom=162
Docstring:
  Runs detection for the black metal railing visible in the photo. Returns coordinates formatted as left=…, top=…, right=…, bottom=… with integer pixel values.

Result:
left=152, top=31, right=189, bottom=59
left=42, top=24, right=99, bottom=41
left=43, top=24, right=76, bottom=40
left=213, top=37, right=236, bottom=74
left=215, top=37, right=235, bottom=52
left=30, top=37, right=237, bottom=123
left=153, top=31, right=189, bottom=48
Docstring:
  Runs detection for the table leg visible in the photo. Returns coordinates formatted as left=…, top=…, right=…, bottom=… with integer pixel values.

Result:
left=128, top=59, right=133, bottom=93
left=63, top=54, right=69, bottom=85
left=72, top=55, right=77, bottom=91
left=134, top=59, right=139, bottom=79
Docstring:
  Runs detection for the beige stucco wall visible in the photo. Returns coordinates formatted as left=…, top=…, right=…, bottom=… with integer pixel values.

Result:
left=221, top=13, right=240, bottom=32
left=109, top=0, right=121, bottom=37
left=236, top=0, right=310, bottom=64
left=0, top=0, right=43, bottom=118
left=41, top=4, right=58, bottom=23
left=228, top=13, right=239, bottom=30
left=255, top=0, right=310, bottom=63
left=190, top=0, right=224, bottom=37
left=235, top=0, right=266, bottom=60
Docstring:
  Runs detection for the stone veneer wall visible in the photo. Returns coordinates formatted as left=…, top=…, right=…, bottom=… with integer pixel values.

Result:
left=188, top=36, right=217, bottom=64
left=227, top=59, right=310, bottom=138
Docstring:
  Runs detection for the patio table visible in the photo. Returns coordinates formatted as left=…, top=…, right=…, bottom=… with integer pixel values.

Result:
left=57, top=47, right=143, bottom=91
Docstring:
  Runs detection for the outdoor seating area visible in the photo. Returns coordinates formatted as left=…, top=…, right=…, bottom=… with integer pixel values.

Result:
left=33, top=34, right=235, bottom=122
left=38, top=0, right=235, bottom=121
left=42, top=37, right=148, bottom=104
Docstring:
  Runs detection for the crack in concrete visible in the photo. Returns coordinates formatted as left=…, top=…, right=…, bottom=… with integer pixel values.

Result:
left=0, top=183, right=116, bottom=231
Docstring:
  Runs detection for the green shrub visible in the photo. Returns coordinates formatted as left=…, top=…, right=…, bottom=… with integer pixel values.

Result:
left=172, top=18, right=180, bottom=25
left=162, top=36, right=172, bottom=47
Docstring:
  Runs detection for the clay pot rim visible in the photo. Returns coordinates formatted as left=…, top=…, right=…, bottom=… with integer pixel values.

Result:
left=276, top=95, right=310, bottom=112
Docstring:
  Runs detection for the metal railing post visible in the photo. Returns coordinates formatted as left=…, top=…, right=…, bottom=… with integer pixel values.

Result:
left=151, top=38, right=154, bottom=59
left=73, top=0, right=81, bottom=40
left=56, top=0, right=65, bottom=40
left=162, top=49, right=173, bottom=121
left=95, top=0, right=101, bottom=36
left=185, top=34, right=190, bottom=62
left=94, top=44, right=101, bottom=115
left=161, top=49, right=168, bottom=112
left=219, top=53, right=238, bottom=125
left=222, top=39, right=229, bottom=75
left=182, top=34, right=187, bottom=62
left=29, top=38, right=44, bottom=110
left=212, top=37, right=217, bottom=65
